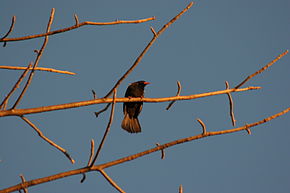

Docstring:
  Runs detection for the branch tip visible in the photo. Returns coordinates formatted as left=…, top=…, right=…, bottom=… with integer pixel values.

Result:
left=197, top=118, right=207, bottom=135
left=166, top=80, right=182, bottom=110
left=74, top=14, right=79, bottom=25
left=156, top=143, right=165, bottom=159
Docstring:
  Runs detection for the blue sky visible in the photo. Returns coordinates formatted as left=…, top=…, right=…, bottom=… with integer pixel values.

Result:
left=1, top=0, right=290, bottom=192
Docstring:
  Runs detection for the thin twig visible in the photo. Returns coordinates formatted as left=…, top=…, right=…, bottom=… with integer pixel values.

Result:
left=0, top=63, right=32, bottom=110
left=156, top=143, right=165, bottom=159
left=235, top=50, right=288, bottom=89
left=0, top=17, right=155, bottom=43
left=225, top=81, right=236, bottom=126
left=196, top=119, right=206, bottom=135
left=166, top=81, right=182, bottom=110
left=0, top=65, right=76, bottom=75
left=150, top=26, right=157, bottom=36
left=3, top=106, right=289, bottom=193
left=0, top=86, right=261, bottom=117
left=99, top=169, right=126, bottom=193
left=20, top=116, right=75, bottom=164
left=90, top=90, right=117, bottom=167
left=19, top=174, right=28, bottom=193
left=95, top=103, right=111, bottom=117
left=12, top=8, right=55, bottom=109
left=1, top=16, right=16, bottom=47
left=81, top=139, right=95, bottom=183
left=87, top=139, right=95, bottom=166
left=92, top=90, right=97, bottom=99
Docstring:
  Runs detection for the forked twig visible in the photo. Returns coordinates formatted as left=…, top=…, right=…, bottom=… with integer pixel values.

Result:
left=235, top=50, right=288, bottom=89
left=90, top=90, right=117, bottom=167
left=99, top=169, right=125, bottom=193
left=0, top=65, right=76, bottom=75
left=20, top=116, right=75, bottom=164
left=225, top=81, right=236, bottom=126
left=0, top=16, right=155, bottom=43
left=166, top=81, right=182, bottom=110
left=12, top=8, right=55, bottom=109
left=3, top=106, right=289, bottom=193
left=0, top=63, right=32, bottom=110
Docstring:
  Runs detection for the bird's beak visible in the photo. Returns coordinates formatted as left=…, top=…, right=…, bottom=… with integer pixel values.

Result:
left=144, top=81, right=150, bottom=85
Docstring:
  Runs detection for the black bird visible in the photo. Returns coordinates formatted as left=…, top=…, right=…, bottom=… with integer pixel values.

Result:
left=121, top=81, right=150, bottom=133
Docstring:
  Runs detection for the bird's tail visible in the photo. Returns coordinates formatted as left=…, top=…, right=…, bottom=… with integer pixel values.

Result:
left=121, top=113, right=141, bottom=133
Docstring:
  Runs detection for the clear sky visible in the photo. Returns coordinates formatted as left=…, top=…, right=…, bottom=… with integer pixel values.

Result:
left=1, top=0, right=290, bottom=192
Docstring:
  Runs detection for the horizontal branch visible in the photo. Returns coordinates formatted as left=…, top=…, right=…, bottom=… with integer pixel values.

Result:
left=0, top=86, right=260, bottom=117
left=2, top=106, right=288, bottom=193
left=0, top=17, right=155, bottom=42
left=0, top=65, right=76, bottom=75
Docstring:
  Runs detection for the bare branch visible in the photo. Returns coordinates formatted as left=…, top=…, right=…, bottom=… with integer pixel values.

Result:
left=20, top=116, right=75, bottom=164
left=0, top=86, right=260, bottom=117
left=3, top=106, right=289, bottom=193
left=12, top=8, right=55, bottom=109
left=0, top=65, right=76, bottom=75
left=99, top=169, right=126, bottom=193
left=103, top=2, right=194, bottom=99
left=90, top=90, right=117, bottom=167
left=235, top=50, right=288, bottom=89
left=0, top=63, right=32, bottom=110
left=1, top=16, right=16, bottom=47
left=0, top=17, right=155, bottom=43
left=166, top=81, right=182, bottom=110
left=225, top=81, right=236, bottom=126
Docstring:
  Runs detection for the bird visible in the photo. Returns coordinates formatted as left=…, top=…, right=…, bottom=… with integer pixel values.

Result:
left=121, top=80, right=150, bottom=133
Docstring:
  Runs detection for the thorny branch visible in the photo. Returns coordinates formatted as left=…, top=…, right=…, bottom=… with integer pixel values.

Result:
left=2, top=106, right=289, bottom=193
